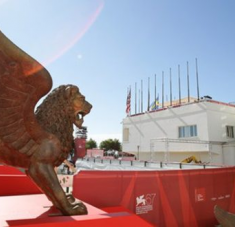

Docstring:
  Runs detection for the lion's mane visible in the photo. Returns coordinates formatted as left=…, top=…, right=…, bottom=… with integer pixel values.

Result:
left=35, top=85, right=75, bottom=163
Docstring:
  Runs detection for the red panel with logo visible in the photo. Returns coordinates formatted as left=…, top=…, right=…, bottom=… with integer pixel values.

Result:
left=73, top=167, right=235, bottom=227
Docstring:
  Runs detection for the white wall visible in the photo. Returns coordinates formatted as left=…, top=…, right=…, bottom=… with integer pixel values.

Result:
left=206, top=102, right=235, bottom=142
left=122, top=100, right=235, bottom=164
left=123, top=102, right=209, bottom=152
left=222, top=143, right=235, bottom=165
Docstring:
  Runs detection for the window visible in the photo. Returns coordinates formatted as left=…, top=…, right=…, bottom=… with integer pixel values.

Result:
left=123, top=128, right=129, bottom=142
left=179, top=125, right=197, bottom=138
left=226, top=126, right=234, bottom=138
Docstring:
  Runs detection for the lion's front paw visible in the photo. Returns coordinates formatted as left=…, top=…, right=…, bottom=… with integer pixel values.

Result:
left=66, top=194, right=76, bottom=203
left=73, top=201, right=88, bottom=215
left=66, top=201, right=88, bottom=215
left=62, top=195, right=87, bottom=215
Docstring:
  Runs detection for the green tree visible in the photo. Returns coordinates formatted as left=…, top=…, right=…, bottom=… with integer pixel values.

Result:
left=99, top=138, right=122, bottom=151
left=86, top=138, right=97, bottom=149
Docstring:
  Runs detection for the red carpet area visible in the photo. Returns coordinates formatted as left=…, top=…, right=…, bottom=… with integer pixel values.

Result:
left=0, top=194, right=152, bottom=227
left=1, top=165, right=235, bottom=226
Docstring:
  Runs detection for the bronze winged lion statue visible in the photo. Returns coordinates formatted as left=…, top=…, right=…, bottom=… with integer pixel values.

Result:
left=0, top=31, right=92, bottom=215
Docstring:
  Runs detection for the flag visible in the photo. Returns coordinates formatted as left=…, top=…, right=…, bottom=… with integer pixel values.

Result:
left=126, top=88, right=131, bottom=115
left=150, top=96, right=159, bottom=111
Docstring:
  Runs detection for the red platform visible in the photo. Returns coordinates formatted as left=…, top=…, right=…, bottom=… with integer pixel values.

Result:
left=0, top=166, right=41, bottom=196
left=0, top=194, right=153, bottom=227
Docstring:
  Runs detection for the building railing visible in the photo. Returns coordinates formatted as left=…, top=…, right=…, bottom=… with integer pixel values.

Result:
left=77, top=157, right=223, bottom=170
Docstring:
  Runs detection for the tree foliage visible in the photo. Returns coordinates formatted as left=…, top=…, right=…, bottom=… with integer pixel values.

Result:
left=99, top=138, right=122, bottom=151
left=86, top=138, right=97, bottom=149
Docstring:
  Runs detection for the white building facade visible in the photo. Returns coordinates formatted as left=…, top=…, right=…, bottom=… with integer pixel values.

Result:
left=122, top=99, right=235, bottom=165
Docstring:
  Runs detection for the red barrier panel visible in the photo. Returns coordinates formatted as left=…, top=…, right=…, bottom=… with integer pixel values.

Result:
left=0, top=165, right=41, bottom=196
left=73, top=167, right=235, bottom=227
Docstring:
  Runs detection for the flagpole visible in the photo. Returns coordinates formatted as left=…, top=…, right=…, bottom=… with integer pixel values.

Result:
left=141, top=79, right=143, bottom=113
left=155, top=74, right=156, bottom=110
left=135, top=82, right=137, bottom=114
left=196, top=58, right=200, bottom=101
left=148, top=77, right=150, bottom=111
left=162, top=71, right=164, bottom=109
left=187, top=61, right=190, bottom=103
left=139, top=89, right=140, bottom=113
left=178, top=65, right=181, bottom=105
left=170, top=68, right=172, bottom=106
left=130, top=85, right=131, bottom=115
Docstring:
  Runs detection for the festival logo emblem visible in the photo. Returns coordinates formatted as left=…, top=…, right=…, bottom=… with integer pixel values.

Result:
left=136, top=193, right=156, bottom=215
left=195, top=188, right=206, bottom=202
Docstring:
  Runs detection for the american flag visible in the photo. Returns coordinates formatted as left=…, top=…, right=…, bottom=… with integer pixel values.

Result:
left=126, top=88, right=131, bottom=115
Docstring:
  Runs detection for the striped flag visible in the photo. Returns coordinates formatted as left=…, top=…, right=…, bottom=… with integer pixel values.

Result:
left=126, top=88, right=131, bottom=115
left=150, top=95, right=159, bottom=111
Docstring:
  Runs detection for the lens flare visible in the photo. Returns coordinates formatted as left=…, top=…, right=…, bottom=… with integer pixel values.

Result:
left=43, top=1, right=104, bottom=66
left=0, top=0, right=104, bottom=74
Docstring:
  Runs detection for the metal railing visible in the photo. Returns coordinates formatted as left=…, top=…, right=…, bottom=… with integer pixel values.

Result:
left=78, top=157, right=223, bottom=170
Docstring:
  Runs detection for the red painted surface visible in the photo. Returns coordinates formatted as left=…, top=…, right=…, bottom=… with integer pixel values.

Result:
left=101, top=206, right=134, bottom=214
left=0, top=165, right=25, bottom=174
left=74, top=138, right=86, bottom=159
left=73, top=167, right=235, bottom=227
left=0, top=194, right=153, bottom=227
left=0, top=165, right=41, bottom=196
left=0, top=194, right=104, bottom=226
left=9, top=216, right=153, bottom=227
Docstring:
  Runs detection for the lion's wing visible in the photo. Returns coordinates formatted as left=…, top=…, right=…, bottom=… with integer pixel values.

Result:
left=0, top=31, right=52, bottom=156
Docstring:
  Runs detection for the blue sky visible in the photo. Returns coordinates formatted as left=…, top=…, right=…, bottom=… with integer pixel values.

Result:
left=0, top=0, right=235, bottom=144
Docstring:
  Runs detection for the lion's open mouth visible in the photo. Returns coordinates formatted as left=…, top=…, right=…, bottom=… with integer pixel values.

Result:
left=74, top=111, right=86, bottom=128
left=74, top=102, right=92, bottom=129
left=77, top=112, right=84, bottom=120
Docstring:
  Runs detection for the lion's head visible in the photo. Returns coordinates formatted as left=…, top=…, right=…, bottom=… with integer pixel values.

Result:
left=35, top=85, right=92, bottom=160
left=65, top=85, right=92, bottom=129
